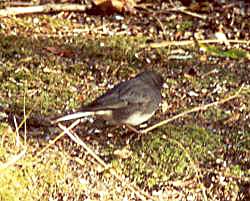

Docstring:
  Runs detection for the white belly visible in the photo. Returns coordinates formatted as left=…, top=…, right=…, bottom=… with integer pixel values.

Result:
left=123, top=111, right=155, bottom=126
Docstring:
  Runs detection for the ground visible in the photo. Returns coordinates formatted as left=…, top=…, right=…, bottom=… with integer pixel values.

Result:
left=0, top=1, right=250, bottom=200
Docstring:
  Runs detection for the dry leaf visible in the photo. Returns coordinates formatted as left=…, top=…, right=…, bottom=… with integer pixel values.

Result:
left=46, top=47, right=75, bottom=57
left=93, top=0, right=136, bottom=13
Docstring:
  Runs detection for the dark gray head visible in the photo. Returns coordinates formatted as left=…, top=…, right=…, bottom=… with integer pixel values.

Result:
left=136, top=70, right=164, bottom=89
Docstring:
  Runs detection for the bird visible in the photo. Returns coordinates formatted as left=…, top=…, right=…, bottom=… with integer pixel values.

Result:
left=53, top=70, right=164, bottom=126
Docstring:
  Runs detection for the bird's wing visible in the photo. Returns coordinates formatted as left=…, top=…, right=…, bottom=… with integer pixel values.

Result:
left=83, top=77, right=152, bottom=111
left=119, top=79, right=152, bottom=106
left=83, top=81, right=130, bottom=110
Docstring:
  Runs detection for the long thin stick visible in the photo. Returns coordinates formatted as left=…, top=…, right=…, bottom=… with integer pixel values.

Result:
left=58, top=124, right=155, bottom=201
left=141, top=86, right=243, bottom=133
left=0, top=150, right=26, bottom=170
left=0, top=3, right=88, bottom=17
left=36, top=119, right=80, bottom=157
left=169, top=6, right=207, bottom=20
left=140, top=39, right=250, bottom=48
left=58, top=123, right=107, bottom=167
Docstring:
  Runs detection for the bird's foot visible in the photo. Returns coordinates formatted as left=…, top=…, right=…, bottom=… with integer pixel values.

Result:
left=125, top=124, right=141, bottom=134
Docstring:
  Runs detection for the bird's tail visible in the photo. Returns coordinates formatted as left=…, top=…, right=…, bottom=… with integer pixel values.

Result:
left=52, top=109, right=112, bottom=124
left=52, top=111, right=94, bottom=123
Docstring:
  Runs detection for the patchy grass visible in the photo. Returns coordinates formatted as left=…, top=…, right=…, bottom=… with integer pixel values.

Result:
left=121, top=125, right=221, bottom=187
left=202, top=45, right=248, bottom=59
left=0, top=123, right=139, bottom=200
left=177, top=20, right=193, bottom=32
left=0, top=5, right=250, bottom=201
left=0, top=123, right=84, bottom=201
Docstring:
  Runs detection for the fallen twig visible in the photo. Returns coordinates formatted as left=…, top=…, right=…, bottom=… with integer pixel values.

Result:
left=0, top=149, right=26, bottom=170
left=140, top=39, right=250, bottom=48
left=36, top=119, right=81, bottom=157
left=141, top=85, right=243, bottom=133
left=58, top=123, right=107, bottom=167
left=13, top=115, right=21, bottom=147
left=0, top=3, right=88, bottom=17
left=58, top=123, right=156, bottom=201
left=169, top=6, right=207, bottom=20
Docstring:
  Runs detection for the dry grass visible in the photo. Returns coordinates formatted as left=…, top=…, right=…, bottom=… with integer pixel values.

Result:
left=0, top=2, right=250, bottom=200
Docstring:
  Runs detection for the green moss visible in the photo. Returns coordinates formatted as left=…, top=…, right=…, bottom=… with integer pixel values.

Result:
left=225, top=49, right=247, bottom=59
left=178, top=20, right=193, bottom=31
left=203, top=45, right=247, bottom=59
left=0, top=167, right=33, bottom=201
left=230, top=165, right=244, bottom=177
left=120, top=125, right=222, bottom=187
left=0, top=123, right=84, bottom=200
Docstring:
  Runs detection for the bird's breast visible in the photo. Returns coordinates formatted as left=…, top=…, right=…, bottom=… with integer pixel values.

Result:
left=122, top=111, right=155, bottom=126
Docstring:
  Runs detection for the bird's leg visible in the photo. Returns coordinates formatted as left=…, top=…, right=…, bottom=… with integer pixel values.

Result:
left=123, top=124, right=144, bottom=144
left=125, top=124, right=141, bottom=134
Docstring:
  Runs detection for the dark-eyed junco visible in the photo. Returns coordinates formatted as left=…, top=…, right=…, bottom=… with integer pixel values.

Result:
left=54, top=70, right=164, bottom=126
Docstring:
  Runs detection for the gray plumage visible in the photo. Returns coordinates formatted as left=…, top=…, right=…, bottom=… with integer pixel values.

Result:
left=54, top=70, right=163, bottom=126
